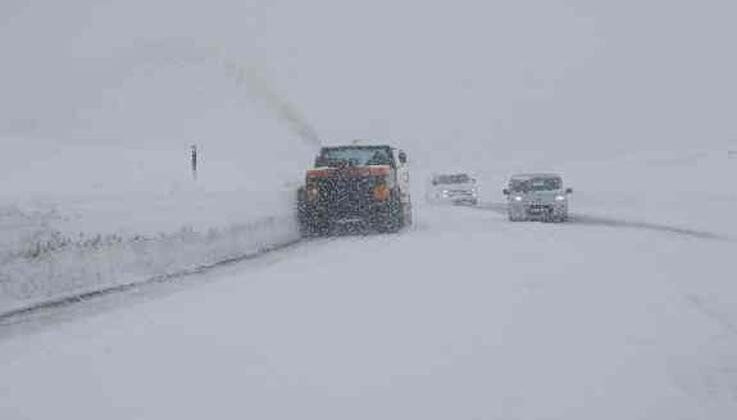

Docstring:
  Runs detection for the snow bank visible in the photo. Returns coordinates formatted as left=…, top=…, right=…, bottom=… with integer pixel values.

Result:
left=0, top=138, right=304, bottom=315
left=0, top=189, right=300, bottom=315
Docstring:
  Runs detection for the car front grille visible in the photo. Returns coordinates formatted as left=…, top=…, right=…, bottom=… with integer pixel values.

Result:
left=527, top=203, right=551, bottom=213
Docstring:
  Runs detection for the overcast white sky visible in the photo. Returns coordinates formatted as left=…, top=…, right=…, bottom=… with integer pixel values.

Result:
left=1, top=0, right=735, bottom=167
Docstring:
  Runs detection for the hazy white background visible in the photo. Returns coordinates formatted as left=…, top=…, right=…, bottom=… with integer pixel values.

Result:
left=2, top=0, right=735, bottom=184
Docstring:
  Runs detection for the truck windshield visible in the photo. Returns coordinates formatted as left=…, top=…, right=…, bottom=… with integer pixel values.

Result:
left=318, top=147, right=392, bottom=167
left=510, top=177, right=561, bottom=192
left=434, top=174, right=470, bottom=185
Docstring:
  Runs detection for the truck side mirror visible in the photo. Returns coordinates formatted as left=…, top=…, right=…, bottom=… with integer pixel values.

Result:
left=566, top=188, right=573, bottom=194
left=398, top=151, right=407, bottom=164
left=503, top=188, right=510, bottom=195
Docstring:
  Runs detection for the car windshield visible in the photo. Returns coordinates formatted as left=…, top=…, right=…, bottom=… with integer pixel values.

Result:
left=510, top=177, right=562, bottom=192
left=434, top=174, right=470, bottom=185
left=318, top=147, right=392, bottom=167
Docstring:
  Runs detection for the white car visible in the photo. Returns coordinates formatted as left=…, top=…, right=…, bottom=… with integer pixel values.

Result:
left=503, top=173, right=572, bottom=222
left=426, top=173, right=479, bottom=206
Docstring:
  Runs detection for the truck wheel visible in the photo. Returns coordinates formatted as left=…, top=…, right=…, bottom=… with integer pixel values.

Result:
left=297, top=189, right=327, bottom=237
left=299, top=218, right=317, bottom=237
left=386, top=209, right=403, bottom=233
left=377, top=199, right=403, bottom=233
left=300, top=217, right=328, bottom=237
left=298, top=213, right=316, bottom=237
left=297, top=188, right=309, bottom=235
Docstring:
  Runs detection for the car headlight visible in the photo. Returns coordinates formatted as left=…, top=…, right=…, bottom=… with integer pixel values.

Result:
left=555, top=195, right=566, bottom=201
left=441, top=190, right=450, bottom=197
left=514, top=196, right=523, bottom=202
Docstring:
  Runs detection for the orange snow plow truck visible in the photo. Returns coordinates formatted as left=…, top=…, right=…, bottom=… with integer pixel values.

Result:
left=297, top=144, right=412, bottom=236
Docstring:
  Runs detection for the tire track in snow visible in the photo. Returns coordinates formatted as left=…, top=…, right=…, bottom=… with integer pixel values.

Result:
left=685, top=294, right=737, bottom=337
left=570, top=214, right=728, bottom=241
left=475, top=202, right=730, bottom=241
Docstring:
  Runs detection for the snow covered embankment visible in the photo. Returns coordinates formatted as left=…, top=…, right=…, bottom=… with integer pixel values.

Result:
left=0, top=190, right=301, bottom=316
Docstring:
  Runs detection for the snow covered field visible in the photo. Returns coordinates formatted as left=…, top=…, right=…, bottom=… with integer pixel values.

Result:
left=3, top=0, right=737, bottom=418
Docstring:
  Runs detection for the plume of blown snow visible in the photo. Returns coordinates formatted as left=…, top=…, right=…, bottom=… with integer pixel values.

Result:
left=112, top=41, right=323, bottom=149
left=221, top=56, right=322, bottom=148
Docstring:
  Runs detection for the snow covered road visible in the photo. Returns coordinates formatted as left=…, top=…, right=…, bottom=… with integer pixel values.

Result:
left=1, top=204, right=735, bottom=419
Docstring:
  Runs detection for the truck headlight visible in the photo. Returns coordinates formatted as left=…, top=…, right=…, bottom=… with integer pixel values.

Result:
left=514, top=196, right=523, bottom=202
left=306, top=186, right=320, bottom=201
left=373, top=184, right=390, bottom=201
